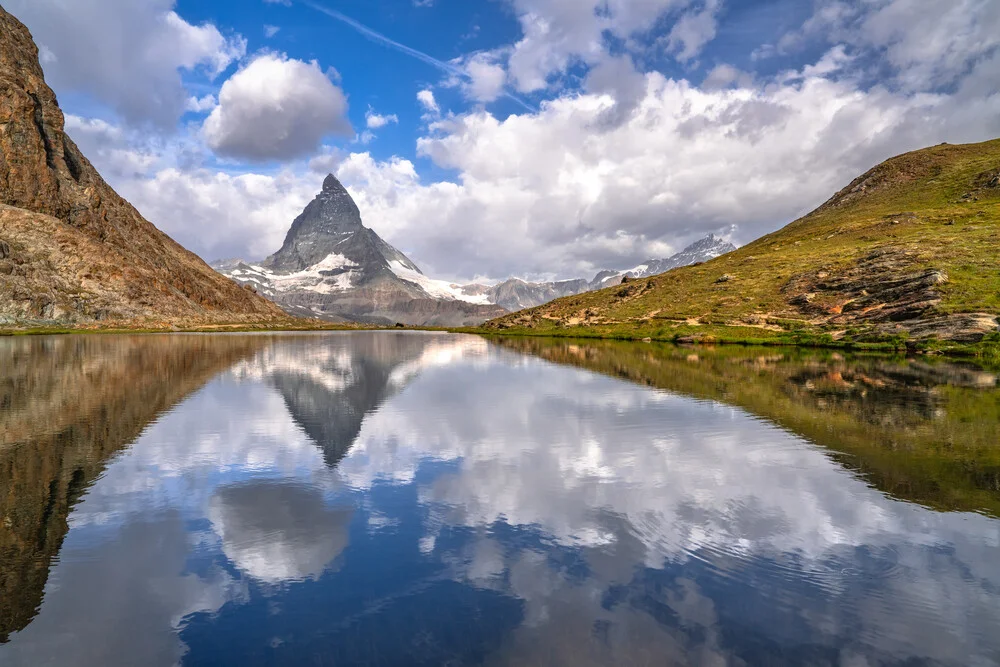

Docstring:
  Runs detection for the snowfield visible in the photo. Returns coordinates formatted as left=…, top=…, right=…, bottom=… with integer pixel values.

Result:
left=389, top=261, right=492, bottom=305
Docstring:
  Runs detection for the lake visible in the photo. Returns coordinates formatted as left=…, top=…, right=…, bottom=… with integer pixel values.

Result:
left=1, top=332, right=999, bottom=666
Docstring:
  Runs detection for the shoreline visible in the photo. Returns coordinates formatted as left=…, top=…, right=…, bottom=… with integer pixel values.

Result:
left=454, top=323, right=1000, bottom=361
left=5, top=319, right=998, bottom=362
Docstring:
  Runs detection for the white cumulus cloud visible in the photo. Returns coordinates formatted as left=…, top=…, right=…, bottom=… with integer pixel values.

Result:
left=203, top=53, right=352, bottom=161
left=365, top=108, right=399, bottom=129
left=417, top=89, right=440, bottom=114
left=459, top=52, right=508, bottom=103
left=6, top=0, right=246, bottom=128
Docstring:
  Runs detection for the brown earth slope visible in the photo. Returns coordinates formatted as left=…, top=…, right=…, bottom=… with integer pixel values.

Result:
left=486, top=139, right=1000, bottom=344
left=0, top=5, right=286, bottom=326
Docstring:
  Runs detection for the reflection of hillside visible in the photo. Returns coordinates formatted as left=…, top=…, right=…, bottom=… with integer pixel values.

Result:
left=232, top=333, right=486, bottom=467
left=0, top=335, right=269, bottom=642
left=495, top=338, right=1000, bottom=516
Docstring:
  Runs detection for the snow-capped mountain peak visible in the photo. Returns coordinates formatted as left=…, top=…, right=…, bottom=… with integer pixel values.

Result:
left=212, top=176, right=505, bottom=326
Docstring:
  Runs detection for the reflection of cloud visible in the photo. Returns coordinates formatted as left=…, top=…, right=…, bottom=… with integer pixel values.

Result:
left=208, top=481, right=353, bottom=583
left=66, top=381, right=330, bottom=528
left=344, top=361, right=906, bottom=557
left=1, top=513, right=244, bottom=667
left=333, top=351, right=1000, bottom=665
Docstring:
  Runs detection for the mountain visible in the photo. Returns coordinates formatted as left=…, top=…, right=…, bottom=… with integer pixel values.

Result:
left=0, top=6, right=285, bottom=327
left=482, top=234, right=737, bottom=312
left=620, top=234, right=737, bottom=280
left=486, top=139, right=1000, bottom=343
left=214, top=171, right=735, bottom=322
left=213, top=175, right=506, bottom=326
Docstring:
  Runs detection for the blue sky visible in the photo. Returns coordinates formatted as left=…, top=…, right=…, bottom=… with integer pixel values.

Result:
left=7, top=0, right=1000, bottom=282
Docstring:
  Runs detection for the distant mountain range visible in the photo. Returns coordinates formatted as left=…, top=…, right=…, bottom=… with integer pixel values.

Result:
left=479, top=234, right=737, bottom=312
left=214, top=177, right=736, bottom=324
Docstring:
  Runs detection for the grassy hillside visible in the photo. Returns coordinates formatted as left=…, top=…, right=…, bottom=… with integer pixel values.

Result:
left=485, top=139, right=1000, bottom=346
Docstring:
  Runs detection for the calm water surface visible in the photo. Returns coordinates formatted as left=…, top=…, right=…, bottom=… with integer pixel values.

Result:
left=1, top=332, right=999, bottom=666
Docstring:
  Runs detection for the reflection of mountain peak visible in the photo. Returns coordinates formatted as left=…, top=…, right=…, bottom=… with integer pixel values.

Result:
left=236, top=334, right=487, bottom=468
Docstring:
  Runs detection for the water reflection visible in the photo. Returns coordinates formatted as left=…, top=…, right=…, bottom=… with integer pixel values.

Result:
left=0, top=334, right=269, bottom=643
left=494, top=338, right=1000, bottom=515
left=209, top=481, right=353, bottom=583
left=1, top=332, right=999, bottom=666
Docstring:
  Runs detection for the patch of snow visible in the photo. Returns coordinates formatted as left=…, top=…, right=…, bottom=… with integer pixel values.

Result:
left=311, top=271, right=357, bottom=294
left=240, top=253, right=361, bottom=294
left=389, top=261, right=492, bottom=305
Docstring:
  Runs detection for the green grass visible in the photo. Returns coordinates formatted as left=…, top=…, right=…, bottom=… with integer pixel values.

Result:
left=457, top=320, right=1000, bottom=360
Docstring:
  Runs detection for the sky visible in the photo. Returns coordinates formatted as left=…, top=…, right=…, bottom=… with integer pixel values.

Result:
left=8, top=0, right=1000, bottom=283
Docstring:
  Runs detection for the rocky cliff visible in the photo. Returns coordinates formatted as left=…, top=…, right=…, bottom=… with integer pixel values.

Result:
left=0, top=5, right=285, bottom=326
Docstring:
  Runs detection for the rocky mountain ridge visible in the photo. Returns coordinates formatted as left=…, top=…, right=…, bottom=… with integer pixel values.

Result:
left=0, top=4, right=285, bottom=327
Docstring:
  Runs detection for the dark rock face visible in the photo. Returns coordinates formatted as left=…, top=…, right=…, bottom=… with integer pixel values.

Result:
left=0, top=5, right=285, bottom=326
left=265, top=175, right=368, bottom=273
left=785, top=248, right=999, bottom=341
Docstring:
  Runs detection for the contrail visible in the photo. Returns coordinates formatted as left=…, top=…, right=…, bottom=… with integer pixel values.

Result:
left=300, top=0, right=537, bottom=113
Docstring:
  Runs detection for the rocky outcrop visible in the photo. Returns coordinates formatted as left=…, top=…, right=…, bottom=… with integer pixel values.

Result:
left=0, top=5, right=285, bottom=326
left=784, top=248, right=999, bottom=341
left=785, top=249, right=945, bottom=323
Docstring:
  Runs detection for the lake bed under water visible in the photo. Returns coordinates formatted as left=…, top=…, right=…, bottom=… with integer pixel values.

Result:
left=1, top=332, right=999, bottom=666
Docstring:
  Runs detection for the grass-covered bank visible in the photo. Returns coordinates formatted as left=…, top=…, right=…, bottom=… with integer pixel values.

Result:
left=455, top=321, right=1000, bottom=361
left=484, top=139, right=1000, bottom=347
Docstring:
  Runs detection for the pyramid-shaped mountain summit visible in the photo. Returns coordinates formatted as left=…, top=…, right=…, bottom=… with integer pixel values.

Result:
left=214, top=177, right=507, bottom=326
